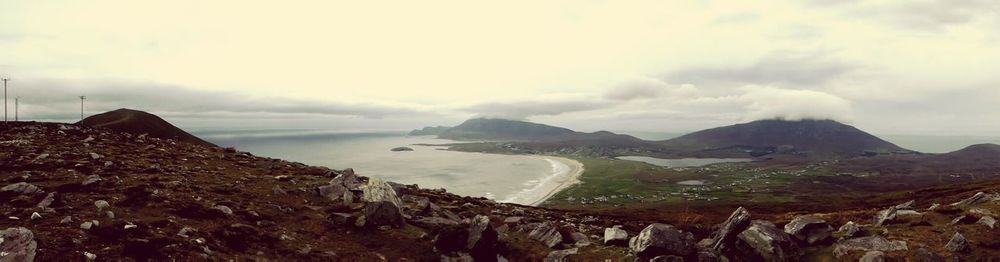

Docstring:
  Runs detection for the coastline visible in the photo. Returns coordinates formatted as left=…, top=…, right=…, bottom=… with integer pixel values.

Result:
left=521, top=156, right=585, bottom=206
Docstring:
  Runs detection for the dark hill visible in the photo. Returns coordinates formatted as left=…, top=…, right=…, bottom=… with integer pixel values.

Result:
left=76, top=108, right=216, bottom=147
left=437, top=118, right=577, bottom=141
left=660, top=119, right=908, bottom=158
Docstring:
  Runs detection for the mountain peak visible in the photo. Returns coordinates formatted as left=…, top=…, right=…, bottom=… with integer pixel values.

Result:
left=662, top=119, right=907, bottom=157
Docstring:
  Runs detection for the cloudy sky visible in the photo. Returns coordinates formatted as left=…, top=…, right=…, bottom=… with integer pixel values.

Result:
left=2, top=0, right=999, bottom=135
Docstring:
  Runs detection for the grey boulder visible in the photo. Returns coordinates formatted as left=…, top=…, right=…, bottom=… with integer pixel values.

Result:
left=0, top=227, right=37, bottom=262
left=710, top=207, right=750, bottom=252
left=632, top=223, right=696, bottom=259
left=604, top=226, right=628, bottom=246
left=783, top=215, right=833, bottom=245
left=737, top=220, right=800, bottom=261
left=361, top=179, right=404, bottom=227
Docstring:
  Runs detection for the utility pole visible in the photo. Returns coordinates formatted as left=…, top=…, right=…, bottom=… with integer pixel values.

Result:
left=14, top=97, right=19, bottom=121
left=3, top=77, right=8, bottom=125
left=79, top=96, right=86, bottom=120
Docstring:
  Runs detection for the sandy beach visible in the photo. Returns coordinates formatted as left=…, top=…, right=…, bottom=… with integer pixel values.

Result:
left=515, top=156, right=585, bottom=206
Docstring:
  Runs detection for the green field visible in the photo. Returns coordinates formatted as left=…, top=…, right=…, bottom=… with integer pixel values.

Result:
left=540, top=157, right=823, bottom=208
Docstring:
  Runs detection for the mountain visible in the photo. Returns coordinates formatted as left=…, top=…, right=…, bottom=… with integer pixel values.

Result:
left=407, top=126, right=452, bottom=136
left=437, top=118, right=577, bottom=141
left=660, top=119, right=909, bottom=158
left=76, top=108, right=216, bottom=147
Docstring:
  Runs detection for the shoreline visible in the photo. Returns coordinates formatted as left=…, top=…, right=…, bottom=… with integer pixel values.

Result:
left=521, top=156, right=585, bottom=206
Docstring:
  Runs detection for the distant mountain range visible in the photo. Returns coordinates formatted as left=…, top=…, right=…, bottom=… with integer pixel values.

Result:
left=77, top=108, right=217, bottom=147
left=414, top=118, right=917, bottom=158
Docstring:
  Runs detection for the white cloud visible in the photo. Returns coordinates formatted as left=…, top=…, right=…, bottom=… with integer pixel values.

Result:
left=738, top=85, right=854, bottom=122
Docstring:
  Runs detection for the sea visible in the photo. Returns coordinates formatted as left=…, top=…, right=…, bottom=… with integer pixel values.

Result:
left=196, top=130, right=560, bottom=204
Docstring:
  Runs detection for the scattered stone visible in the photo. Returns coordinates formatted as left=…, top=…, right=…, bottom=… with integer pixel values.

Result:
left=178, top=227, right=196, bottom=238
left=106, top=211, right=115, bottom=219
left=80, top=221, right=94, bottom=230
left=361, top=179, right=404, bottom=227
left=950, top=192, right=991, bottom=207
left=528, top=222, right=563, bottom=248
left=910, top=248, right=943, bottom=262
left=969, top=207, right=995, bottom=217
left=895, top=200, right=916, bottom=210
left=649, top=255, right=684, bottom=262
left=604, top=226, right=628, bottom=246
left=832, top=236, right=907, bottom=258
left=94, top=200, right=110, bottom=210
left=710, top=206, right=750, bottom=252
left=36, top=192, right=55, bottom=209
left=860, top=251, right=885, bottom=262
left=124, top=224, right=137, bottom=230
left=927, top=203, right=940, bottom=211
left=569, top=232, right=591, bottom=247
left=944, top=232, right=968, bottom=252
left=503, top=216, right=523, bottom=224
left=837, top=221, right=862, bottom=239
left=0, top=182, right=40, bottom=195
left=0, top=227, right=37, bottom=262
left=738, top=220, right=801, bottom=261
left=213, top=205, right=233, bottom=216
left=783, top=215, right=833, bottom=245
left=977, top=216, right=996, bottom=229
left=632, top=223, right=696, bottom=259
left=949, top=215, right=972, bottom=225
left=81, top=175, right=102, bottom=186
left=874, top=206, right=897, bottom=227
left=60, top=216, right=72, bottom=224
left=89, top=152, right=102, bottom=160
left=29, top=212, right=41, bottom=220
left=544, top=248, right=577, bottom=262
left=84, top=251, right=97, bottom=261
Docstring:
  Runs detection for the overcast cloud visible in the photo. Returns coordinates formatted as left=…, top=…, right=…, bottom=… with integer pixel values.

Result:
left=1, top=1, right=999, bottom=136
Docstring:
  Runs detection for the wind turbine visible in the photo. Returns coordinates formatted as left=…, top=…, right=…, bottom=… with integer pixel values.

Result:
left=2, top=77, right=8, bottom=125
left=79, top=96, right=87, bottom=120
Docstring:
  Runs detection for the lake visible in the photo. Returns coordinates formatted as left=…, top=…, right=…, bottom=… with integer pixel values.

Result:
left=616, top=156, right=752, bottom=168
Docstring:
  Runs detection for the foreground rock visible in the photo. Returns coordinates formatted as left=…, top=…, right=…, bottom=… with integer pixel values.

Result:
left=0, top=227, right=37, bottom=262
left=632, top=223, right=696, bottom=259
left=604, top=226, right=628, bottom=246
left=737, top=220, right=800, bottom=261
left=832, top=236, right=907, bottom=258
left=783, top=215, right=833, bottom=245
left=528, top=222, right=563, bottom=248
left=944, top=232, right=968, bottom=252
left=710, top=207, right=750, bottom=252
left=361, top=178, right=404, bottom=227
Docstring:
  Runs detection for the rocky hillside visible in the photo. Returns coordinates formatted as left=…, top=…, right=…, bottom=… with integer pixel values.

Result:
left=77, top=108, right=216, bottom=147
left=660, top=119, right=911, bottom=158
left=1, top=121, right=998, bottom=261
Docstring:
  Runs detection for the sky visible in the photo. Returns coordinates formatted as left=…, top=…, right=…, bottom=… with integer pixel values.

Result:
left=1, top=0, right=999, bottom=135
